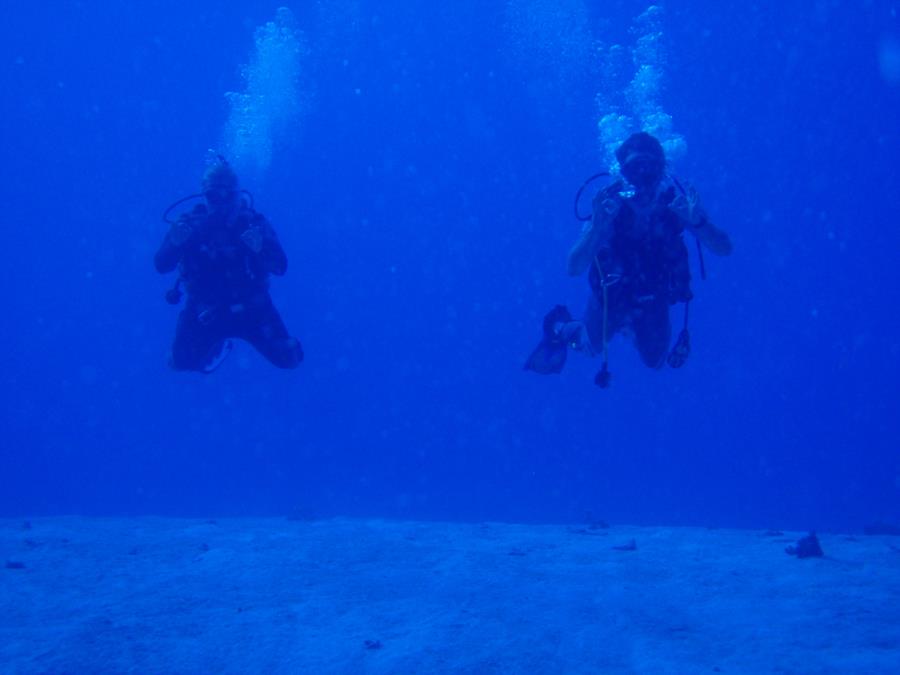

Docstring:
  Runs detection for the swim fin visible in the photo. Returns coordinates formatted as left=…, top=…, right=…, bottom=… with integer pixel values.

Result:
left=524, top=305, right=573, bottom=375
left=202, top=339, right=233, bottom=374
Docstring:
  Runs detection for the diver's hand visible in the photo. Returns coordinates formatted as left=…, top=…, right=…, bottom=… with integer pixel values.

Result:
left=592, top=250, right=623, bottom=288
left=168, top=220, right=193, bottom=247
left=559, top=321, right=595, bottom=356
left=670, top=184, right=706, bottom=227
left=592, top=180, right=624, bottom=221
left=241, top=226, right=264, bottom=253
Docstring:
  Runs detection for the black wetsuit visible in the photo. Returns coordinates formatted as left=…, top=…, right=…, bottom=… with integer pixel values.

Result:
left=155, top=203, right=303, bottom=371
left=585, top=184, right=692, bottom=368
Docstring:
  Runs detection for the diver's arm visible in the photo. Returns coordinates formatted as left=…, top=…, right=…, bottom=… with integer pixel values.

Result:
left=245, top=215, right=288, bottom=275
left=688, top=217, right=733, bottom=256
left=261, top=229, right=288, bottom=275
left=567, top=187, right=621, bottom=276
left=155, top=211, right=200, bottom=273
left=670, top=182, right=733, bottom=256
left=567, top=223, right=603, bottom=276
left=154, top=229, right=185, bottom=273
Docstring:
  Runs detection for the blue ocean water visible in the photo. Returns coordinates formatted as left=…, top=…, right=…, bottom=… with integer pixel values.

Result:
left=1, top=0, right=898, bottom=532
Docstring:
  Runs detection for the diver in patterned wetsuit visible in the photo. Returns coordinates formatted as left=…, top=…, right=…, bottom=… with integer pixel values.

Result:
left=155, top=159, right=303, bottom=372
left=526, top=132, right=732, bottom=385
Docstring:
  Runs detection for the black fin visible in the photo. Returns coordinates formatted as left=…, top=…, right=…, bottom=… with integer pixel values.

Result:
left=524, top=305, right=574, bottom=375
left=524, top=338, right=567, bottom=374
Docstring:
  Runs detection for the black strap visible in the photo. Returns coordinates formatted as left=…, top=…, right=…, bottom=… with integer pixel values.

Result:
left=695, top=235, right=707, bottom=281
left=162, top=189, right=255, bottom=224
left=574, top=172, right=611, bottom=221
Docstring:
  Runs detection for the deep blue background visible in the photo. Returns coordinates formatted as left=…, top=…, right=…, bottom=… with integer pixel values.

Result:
left=1, top=1, right=898, bottom=531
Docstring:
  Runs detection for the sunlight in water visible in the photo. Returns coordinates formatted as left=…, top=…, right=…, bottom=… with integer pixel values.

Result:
left=503, top=0, right=593, bottom=91
left=880, top=35, right=900, bottom=86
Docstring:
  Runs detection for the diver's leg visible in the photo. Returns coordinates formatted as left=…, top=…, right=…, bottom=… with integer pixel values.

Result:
left=240, top=296, right=303, bottom=369
left=169, top=303, right=226, bottom=372
left=632, top=300, right=671, bottom=369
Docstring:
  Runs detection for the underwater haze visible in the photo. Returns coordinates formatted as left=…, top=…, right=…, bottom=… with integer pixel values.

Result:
left=1, top=0, right=899, bottom=533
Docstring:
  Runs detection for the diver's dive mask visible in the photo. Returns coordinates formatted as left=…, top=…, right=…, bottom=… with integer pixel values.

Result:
left=203, top=185, right=238, bottom=209
left=621, top=152, right=664, bottom=190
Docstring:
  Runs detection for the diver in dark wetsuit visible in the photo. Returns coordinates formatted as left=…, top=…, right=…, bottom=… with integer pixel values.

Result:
left=526, top=132, right=732, bottom=386
left=155, top=159, right=303, bottom=372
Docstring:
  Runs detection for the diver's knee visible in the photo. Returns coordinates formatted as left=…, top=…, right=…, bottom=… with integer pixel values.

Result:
left=272, top=338, right=304, bottom=369
left=636, top=330, right=669, bottom=369
left=640, top=347, right=668, bottom=369
left=168, top=348, right=192, bottom=372
left=168, top=343, right=217, bottom=373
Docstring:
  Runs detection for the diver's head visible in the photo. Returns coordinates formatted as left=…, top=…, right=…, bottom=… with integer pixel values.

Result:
left=616, top=132, right=666, bottom=191
left=202, top=159, right=240, bottom=213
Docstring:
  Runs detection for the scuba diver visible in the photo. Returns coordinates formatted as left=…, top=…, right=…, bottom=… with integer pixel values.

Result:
left=155, top=157, right=303, bottom=372
left=525, top=131, right=732, bottom=387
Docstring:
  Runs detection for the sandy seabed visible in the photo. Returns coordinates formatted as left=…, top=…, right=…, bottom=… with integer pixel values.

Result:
left=1, top=518, right=899, bottom=674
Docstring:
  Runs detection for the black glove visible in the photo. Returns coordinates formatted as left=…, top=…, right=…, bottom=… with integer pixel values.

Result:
left=592, top=180, right=624, bottom=220
left=241, top=226, right=264, bottom=253
left=168, top=220, right=193, bottom=247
